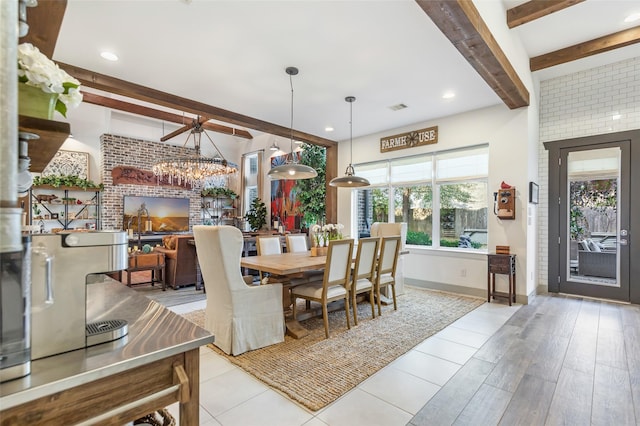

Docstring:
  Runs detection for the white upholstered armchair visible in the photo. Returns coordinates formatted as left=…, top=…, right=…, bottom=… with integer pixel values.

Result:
left=193, top=225, right=285, bottom=355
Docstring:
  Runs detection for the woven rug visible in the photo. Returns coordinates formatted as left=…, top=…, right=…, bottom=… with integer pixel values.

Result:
left=180, top=286, right=484, bottom=411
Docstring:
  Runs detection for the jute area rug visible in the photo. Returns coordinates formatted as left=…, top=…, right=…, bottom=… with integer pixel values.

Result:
left=181, top=286, right=484, bottom=411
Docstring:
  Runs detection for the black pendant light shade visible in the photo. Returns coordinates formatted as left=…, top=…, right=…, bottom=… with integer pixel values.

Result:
left=330, top=96, right=370, bottom=187
left=267, top=67, right=317, bottom=180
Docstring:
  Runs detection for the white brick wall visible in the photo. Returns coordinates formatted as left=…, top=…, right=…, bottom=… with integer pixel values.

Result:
left=538, top=57, right=640, bottom=289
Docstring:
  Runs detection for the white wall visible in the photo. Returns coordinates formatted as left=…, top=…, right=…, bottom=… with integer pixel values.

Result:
left=537, top=56, right=640, bottom=292
left=339, top=103, right=535, bottom=300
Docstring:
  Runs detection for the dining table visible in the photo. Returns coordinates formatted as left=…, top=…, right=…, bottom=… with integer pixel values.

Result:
left=240, top=252, right=329, bottom=338
left=240, top=251, right=327, bottom=276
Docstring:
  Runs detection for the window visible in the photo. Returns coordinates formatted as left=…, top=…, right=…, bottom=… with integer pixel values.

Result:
left=355, top=145, right=488, bottom=250
left=240, top=151, right=262, bottom=217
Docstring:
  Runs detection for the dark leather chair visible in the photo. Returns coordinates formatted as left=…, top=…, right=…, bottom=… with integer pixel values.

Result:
left=154, top=235, right=198, bottom=289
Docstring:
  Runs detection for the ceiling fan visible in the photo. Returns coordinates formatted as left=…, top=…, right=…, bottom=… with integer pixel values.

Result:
left=160, top=115, right=210, bottom=142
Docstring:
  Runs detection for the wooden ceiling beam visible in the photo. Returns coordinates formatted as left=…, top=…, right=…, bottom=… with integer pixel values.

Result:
left=530, top=26, right=640, bottom=71
left=415, top=0, right=529, bottom=109
left=19, top=0, right=67, bottom=58
left=81, top=92, right=253, bottom=139
left=58, top=63, right=336, bottom=148
left=507, top=0, right=585, bottom=29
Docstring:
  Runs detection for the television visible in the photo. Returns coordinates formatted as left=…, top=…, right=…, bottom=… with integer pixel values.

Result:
left=123, top=195, right=190, bottom=234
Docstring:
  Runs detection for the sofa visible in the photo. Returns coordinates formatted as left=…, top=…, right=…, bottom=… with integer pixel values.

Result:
left=154, top=234, right=198, bottom=289
left=577, top=239, right=616, bottom=279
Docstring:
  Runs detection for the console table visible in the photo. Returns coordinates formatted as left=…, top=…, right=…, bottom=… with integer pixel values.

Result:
left=120, top=252, right=166, bottom=290
left=487, top=253, right=516, bottom=306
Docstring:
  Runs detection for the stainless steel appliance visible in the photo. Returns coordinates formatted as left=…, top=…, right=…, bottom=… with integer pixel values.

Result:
left=30, top=231, right=129, bottom=360
left=0, top=212, right=32, bottom=383
left=0, top=1, right=29, bottom=383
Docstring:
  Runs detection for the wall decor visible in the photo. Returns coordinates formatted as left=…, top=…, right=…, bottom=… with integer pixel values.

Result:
left=529, top=181, right=539, bottom=204
left=42, top=150, right=89, bottom=179
left=111, top=165, right=193, bottom=189
left=380, top=126, right=438, bottom=153
left=270, top=152, right=303, bottom=231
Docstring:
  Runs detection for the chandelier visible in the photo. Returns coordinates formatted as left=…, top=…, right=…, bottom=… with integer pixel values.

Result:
left=153, top=122, right=238, bottom=187
left=267, top=66, right=318, bottom=180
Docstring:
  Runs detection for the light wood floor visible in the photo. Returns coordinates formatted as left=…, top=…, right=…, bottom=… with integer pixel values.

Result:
left=409, top=292, right=640, bottom=425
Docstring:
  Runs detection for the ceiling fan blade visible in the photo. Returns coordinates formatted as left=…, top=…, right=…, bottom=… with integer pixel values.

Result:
left=160, top=123, right=193, bottom=142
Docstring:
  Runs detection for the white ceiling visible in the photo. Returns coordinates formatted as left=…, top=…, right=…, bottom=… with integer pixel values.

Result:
left=52, top=0, right=640, bottom=142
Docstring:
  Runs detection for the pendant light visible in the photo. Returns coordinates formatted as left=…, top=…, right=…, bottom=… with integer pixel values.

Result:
left=330, top=96, right=370, bottom=187
left=267, top=67, right=318, bottom=180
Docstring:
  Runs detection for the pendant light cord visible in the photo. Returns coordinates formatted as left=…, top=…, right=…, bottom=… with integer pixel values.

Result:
left=290, top=72, right=295, bottom=157
left=349, top=99, right=353, bottom=166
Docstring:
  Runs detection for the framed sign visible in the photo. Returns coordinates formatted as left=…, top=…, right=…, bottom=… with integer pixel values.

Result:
left=380, top=126, right=438, bottom=153
left=529, top=181, right=539, bottom=204
left=42, top=150, right=89, bottom=179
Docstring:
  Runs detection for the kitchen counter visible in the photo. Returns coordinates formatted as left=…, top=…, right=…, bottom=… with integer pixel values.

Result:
left=0, top=275, right=213, bottom=425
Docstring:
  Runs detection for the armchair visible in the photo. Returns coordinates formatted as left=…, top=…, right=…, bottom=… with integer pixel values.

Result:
left=154, top=235, right=198, bottom=289
left=193, top=225, right=284, bottom=355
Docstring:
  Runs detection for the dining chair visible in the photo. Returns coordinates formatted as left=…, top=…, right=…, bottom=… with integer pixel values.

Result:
left=286, top=233, right=323, bottom=286
left=291, top=238, right=354, bottom=338
left=374, top=235, right=401, bottom=316
left=193, top=225, right=284, bottom=355
left=285, top=234, right=309, bottom=253
left=351, top=237, right=380, bottom=325
left=256, top=235, right=283, bottom=282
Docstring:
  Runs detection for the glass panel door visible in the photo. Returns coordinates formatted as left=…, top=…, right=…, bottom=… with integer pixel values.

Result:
left=560, top=143, right=630, bottom=300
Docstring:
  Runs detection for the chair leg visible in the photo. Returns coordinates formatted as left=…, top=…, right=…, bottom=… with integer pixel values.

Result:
left=391, top=283, right=397, bottom=310
left=344, top=294, right=350, bottom=330
left=352, top=292, right=358, bottom=325
left=369, top=288, right=376, bottom=318
left=376, top=285, right=382, bottom=316
left=322, top=303, right=330, bottom=339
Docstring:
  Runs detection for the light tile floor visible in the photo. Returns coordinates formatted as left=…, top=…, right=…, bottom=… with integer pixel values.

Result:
left=165, top=296, right=521, bottom=426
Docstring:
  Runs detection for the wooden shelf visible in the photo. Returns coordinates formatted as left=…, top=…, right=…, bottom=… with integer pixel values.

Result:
left=19, top=115, right=70, bottom=173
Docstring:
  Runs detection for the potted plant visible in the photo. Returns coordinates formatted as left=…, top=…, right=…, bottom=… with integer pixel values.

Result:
left=18, top=43, right=83, bottom=118
left=246, top=198, right=267, bottom=231
left=201, top=187, right=238, bottom=199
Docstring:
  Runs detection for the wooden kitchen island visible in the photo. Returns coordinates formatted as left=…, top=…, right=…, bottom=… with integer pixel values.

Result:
left=0, top=276, right=213, bottom=425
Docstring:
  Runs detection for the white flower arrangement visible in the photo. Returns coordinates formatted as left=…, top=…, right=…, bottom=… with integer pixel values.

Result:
left=18, top=43, right=83, bottom=117
left=312, top=223, right=344, bottom=246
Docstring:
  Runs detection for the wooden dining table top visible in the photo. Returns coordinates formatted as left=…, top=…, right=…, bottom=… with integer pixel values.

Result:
left=240, top=252, right=327, bottom=275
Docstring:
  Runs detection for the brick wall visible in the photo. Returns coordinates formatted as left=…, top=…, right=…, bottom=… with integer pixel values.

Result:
left=100, top=134, right=202, bottom=231
left=537, top=57, right=640, bottom=288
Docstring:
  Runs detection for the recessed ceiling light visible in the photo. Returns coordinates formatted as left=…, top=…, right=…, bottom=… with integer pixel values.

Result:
left=325, top=126, right=334, bottom=132
left=100, top=51, right=118, bottom=61
left=624, top=13, right=640, bottom=23
left=389, top=103, right=407, bottom=111
left=442, top=92, right=455, bottom=99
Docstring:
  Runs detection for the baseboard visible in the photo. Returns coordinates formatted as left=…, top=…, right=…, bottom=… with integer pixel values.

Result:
left=405, top=278, right=486, bottom=299
left=405, top=278, right=533, bottom=305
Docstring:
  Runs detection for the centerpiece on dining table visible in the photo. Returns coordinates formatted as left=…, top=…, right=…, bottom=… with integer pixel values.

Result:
left=310, top=223, right=344, bottom=256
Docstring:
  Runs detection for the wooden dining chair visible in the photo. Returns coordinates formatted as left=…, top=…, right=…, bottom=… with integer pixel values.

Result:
left=291, top=238, right=354, bottom=338
left=374, top=235, right=401, bottom=316
left=285, top=234, right=309, bottom=253
left=351, top=237, right=380, bottom=325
